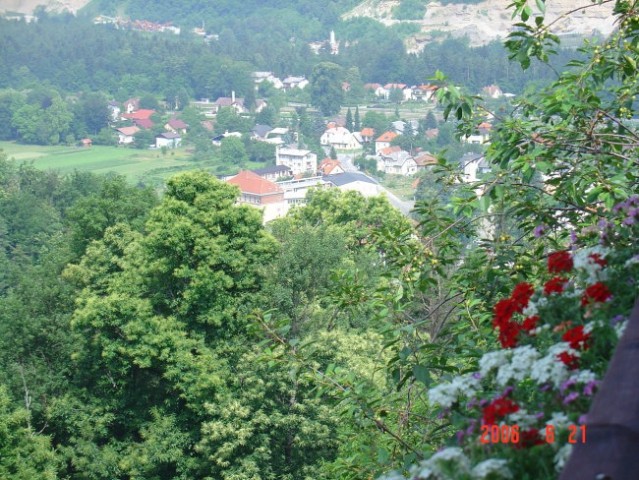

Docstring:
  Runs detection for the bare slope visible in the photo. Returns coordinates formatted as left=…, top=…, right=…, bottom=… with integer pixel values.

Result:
left=343, top=0, right=617, bottom=50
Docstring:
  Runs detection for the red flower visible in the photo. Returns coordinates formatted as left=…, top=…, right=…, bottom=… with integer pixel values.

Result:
left=562, top=325, right=591, bottom=350
left=493, top=298, right=517, bottom=327
left=522, top=315, right=539, bottom=332
left=589, top=253, right=607, bottom=268
left=548, top=251, right=573, bottom=274
left=557, top=351, right=580, bottom=370
left=544, top=277, right=567, bottom=295
left=497, top=321, right=522, bottom=348
left=581, top=282, right=612, bottom=306
left=511, top=282, right=534, bottom=311
left=483, top=396, right=520, bottom=425
left=514, top=428, right=545, bottom=449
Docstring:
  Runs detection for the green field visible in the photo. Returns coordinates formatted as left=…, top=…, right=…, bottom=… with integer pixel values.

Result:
left=0, top=142, right=261, bottom=187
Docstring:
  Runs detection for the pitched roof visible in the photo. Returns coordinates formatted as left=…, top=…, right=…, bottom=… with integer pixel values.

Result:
left=134, top=118, right=154, bottom=129
left=384, top=83, right=407, bottom=90
left=414, top=152, right=437, bottom=166
left=167, top=118, right=188, bottom=129
left=360, top=127, right=375, bottom=137
left=364, top=83, right=382, bottom=90
left=323, top=172, right=378, bottom=187
left=252, top=124, right=273, bottom=138
left=380, top=145, right=402, bottom=156
left=376, top=131, right=398, bottom=143
left=318, top=158, right=342, bottom=175
left=116, top=126, right=140, bottom=136
left=122, top=109, right=155, bottom=120
left=227, top=170, right=283, bottom=196
left=215, top=97, right=244, bottom=107
left=157, top=132, right=181, bottom=139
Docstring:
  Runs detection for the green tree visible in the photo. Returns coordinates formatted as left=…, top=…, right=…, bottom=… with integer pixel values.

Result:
left=310, top=62, right=344, bottom=116
left=345, top=107, right=353, bottom=132
left=220, top=135, right=249, bottom=165
left=354, top=105, right=361, bottom=131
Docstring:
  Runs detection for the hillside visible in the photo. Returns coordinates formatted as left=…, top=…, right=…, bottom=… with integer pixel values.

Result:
left=343, top=0, right=617, bottom=49
left=0, top=0, right=89, bottom=14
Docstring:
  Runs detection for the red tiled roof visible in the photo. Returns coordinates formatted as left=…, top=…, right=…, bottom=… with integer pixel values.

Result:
left=227, top=170, right=283, bottom=196
left=364, top=83, right=382, bottom=90
left=414, top=152, right=437, bottom=166
left=318, top=158, right=342, bottom=175
left=122, top=109, right=155, bottom=120
left=134, top=118, right=154, bottom=129
left=168, top=118, right=188, bottom=129
left=116, top=126, right=140, bottom=136
left=380, top=145, right=402, bottom=156
left=384, top=83, right=407, bottom=90
left=376, top=131, right=398, bottom=143
left=360, top=127, right=375, bottom=137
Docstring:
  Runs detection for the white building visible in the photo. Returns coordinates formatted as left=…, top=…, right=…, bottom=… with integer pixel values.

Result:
left=320, top=126, right=362, bottom=151
left=276, top=147, right=317, bottom=175
left=377, top=148, right=418, bottom=176
left=460, top=153, right=491, bottom=182
left=322, top=172, right=381, bottom=197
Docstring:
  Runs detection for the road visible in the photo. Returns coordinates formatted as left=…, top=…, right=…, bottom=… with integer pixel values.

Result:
left=337, top=153, right=416, bottom=218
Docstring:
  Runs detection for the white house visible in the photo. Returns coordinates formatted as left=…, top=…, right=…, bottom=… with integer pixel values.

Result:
left=282, top=76, right=309, bottom=90
left=375, top=131, right=398, bottom=155
left=156, top=132, right=182, bottom=148
left=116, top=126, right=139, bottom=144
left=252, top=71, right=284, bottom=89
left=460, top=153, right=491, bottom=182
left=276, top=147, right=317, bottom=175
left=377, top=148, right=417, bottom=176
left=320, top=126, right=362, bottom=151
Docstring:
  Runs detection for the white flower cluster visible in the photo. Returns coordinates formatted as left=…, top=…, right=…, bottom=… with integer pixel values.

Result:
left=615, top=320, right=628, bottom=339
left=568, top=368, right=597, bottom=385
left=529, top=342, right=574, bottom=387
left=573, top=246, right=609, bottom=283
left=507, top=408, right=540, bottom=429
left=377, top=450, right=512, bottom=480
left=478, top=350, right=510, bottom=377
left=523, top=296, right=547, bottom=317
left=495, top=345, right=540, bottom=386
left=547, top=412, right=571, bottom=429
left=428, top=374, right=481, bottom=409
left=554, top=444, right=573, bottom=471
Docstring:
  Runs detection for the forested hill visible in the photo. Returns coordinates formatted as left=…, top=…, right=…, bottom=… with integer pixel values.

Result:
left=83, top=0, right=361, bottom=30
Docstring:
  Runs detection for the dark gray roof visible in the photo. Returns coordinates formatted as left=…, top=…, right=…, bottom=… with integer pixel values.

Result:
left=252, top=165, right=291, bottom=176
left=252, top=124, right=273, bottom=138
left=322, top=172, right=378, bottom=187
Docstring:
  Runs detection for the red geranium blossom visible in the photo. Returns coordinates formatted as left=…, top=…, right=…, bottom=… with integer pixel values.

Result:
left=581, top=282, right=612, bottom=306
left=514, top=428, right=545, bottom=449
left=557, top=351, right=580, bottom=370
left=498, top=321, right=522, bottom=348
left=544, top=276, right=568, bottom=295
left=493, top=298, right=517, bottom=327
left=562, top=325, right=591, bottom=350
left=483, top=396, right=520, bottom=425
left=511, top=282, right=535, bottom=311
left=548, top=251, right=573, bottom=273
left=522, top=315, right=539, bottom=332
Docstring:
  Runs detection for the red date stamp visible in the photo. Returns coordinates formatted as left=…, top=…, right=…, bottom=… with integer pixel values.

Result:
left=479, top=424, right=587, bottom=444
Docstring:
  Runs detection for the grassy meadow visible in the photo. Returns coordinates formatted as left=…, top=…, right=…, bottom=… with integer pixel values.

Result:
left=0, top=142, right=259, bottom=187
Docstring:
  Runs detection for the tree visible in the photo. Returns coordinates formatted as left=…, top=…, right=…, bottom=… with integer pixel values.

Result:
left=75, top=92, right=110, bottom=136
left=345, top=107, right=353, bottom=132
left=220, top=136, right=249, bottom=165
left=309, top=62, right=344, bottom=116
left=354, top=105, right=361, bottom=131
left=139, top=94, right=160, bottom=110
left=329, top=145, right=338, bottom=159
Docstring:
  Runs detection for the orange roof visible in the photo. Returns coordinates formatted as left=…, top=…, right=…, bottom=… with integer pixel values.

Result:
left=414, top=152, right=437, bottom=166
left=380, top=145, right=402, bottom=156
left=376, top=131, right=398, bottom=143
left=116, top=126, right=140, bottom=136
left=227, top=170, right=283, bottom=196
left=478, top=122, right=492, bottom=130
left=360, top=127, right=375, bottom=137
left=122, top=109, right=155, bottom=120
left=318, top=158, right=342, bottom=175
left=384, top=83, right=407, bottom=90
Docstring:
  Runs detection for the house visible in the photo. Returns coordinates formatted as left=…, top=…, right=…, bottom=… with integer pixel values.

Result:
left=377, top=148, right=418, bottom=176
left=384, top=83, right=412, bottom=101
left=320, top=126, right=362, bottom=151
left=282, top=76, right=309, bottom=90
left=227, top=170, right=288, bottom=222
left=276, top=147, right=317, bottom=175
left=276, top=176, right=329, bottom=206
left=375, top=131, right=398, bottom=154
left=360, top=127, right=375, bottom=143
left=482, top=85, right=503, bottom=99
left=134, top=118, right=154, bottom=129
left=460, top=153, right=491, bottom=182
left=318, top=158, right=345, bottom=175
left=212, top=131, right=242, bottom=146
left=156, top=132, right=182, bottom=149
left=214, top=93, right=247, bottom=114
left=391, top=120, right=418, bottom=135
left=123, top=98, right=140, bottom=114
left=255, top=99, right=268, bottom=113
left=413, top=84, right=439, bottom=102
left=322, top=172, right=380, bottom=197
left=414, top=152, right=437, bottom=169
left=165, top=118, right=188, bottom=134
left=252, top=71, right=284, bottom=89
left=122, top=109, right=155, bottom=122
left=107, top=101, right=121, bottom=121
left=116, top=126, right=139, bottom=144
left=80, top=138, right=92, bottom=148
left=252, top=124, right=273, bottom=141
left=251, top=165, right=293, bottom=182
left=463, top=122, right=492, bottom=145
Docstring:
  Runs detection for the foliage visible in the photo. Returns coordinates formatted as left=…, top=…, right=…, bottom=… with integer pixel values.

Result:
left=310, top=62, right=345, bottom=116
